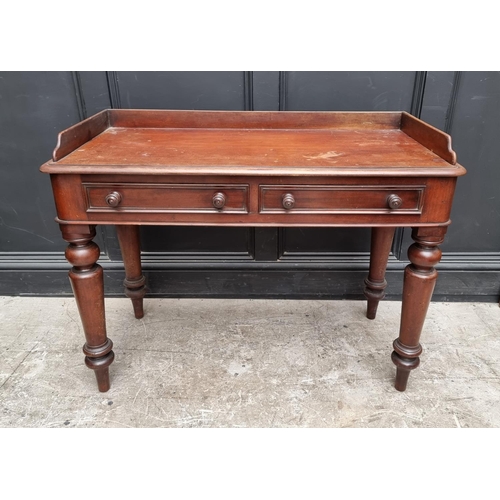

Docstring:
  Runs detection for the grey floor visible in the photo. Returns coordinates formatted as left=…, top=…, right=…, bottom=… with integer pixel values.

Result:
left=1, top=296, right=499, bottom=427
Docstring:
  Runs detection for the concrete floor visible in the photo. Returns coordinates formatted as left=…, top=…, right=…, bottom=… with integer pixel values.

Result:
left=0, top=296, right=499, bottom=427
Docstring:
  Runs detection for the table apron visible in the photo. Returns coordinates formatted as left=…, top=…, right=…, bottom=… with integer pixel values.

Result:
left=50, top=174, right=457, bottom=226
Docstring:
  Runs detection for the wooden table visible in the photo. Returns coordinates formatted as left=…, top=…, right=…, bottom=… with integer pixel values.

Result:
left=40, top=109, right=466, bottom=393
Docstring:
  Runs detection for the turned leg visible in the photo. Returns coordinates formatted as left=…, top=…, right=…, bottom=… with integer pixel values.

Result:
left=61, top=224, right=114, bottom=392
left=364, top=227, right=396, bottom=320
left=116, top=225, right=146, bottom=319
left=392, top=226, right=446, bottom=391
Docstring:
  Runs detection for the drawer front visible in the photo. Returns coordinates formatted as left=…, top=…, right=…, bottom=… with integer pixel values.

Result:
left=84, top=183, right=249, bottom=214
left=259, top=185, right=424, bottom=214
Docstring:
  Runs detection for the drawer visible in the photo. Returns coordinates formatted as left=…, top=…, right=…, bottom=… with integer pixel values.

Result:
left=259, top=185, right=424, bottom=214
left=84, top=183, right=249, bottom=214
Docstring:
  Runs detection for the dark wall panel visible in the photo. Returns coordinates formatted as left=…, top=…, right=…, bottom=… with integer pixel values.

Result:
left=252, top=71, right=280, bottom=111
left=420, top=71, right=455, bottom=131
left=443, top=72, right=500, bottom=253
left=78, top=71, right=112, bottom=116
left=280, top=228, right=371, bottom=256
left=0, top=71, right=80, bottom=253
left=140, top=227, right=253, bottom=257
left=285, top=71, right=416, bottom=111
left=114, top=71, right=247, bottom=110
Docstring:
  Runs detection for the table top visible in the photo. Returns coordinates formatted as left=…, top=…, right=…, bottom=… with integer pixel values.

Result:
left=40, top=110, right=466, bottom=178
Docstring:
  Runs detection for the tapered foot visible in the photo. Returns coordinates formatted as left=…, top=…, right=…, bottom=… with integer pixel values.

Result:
left=131, top=299, right=144, bottom=320
left=124, top=277, right=146, bottom=319
left=94, top=368, right=111, bottom=393
left=116, top=226, right=146, bottom=319
left=365, top=282, right=386, bottom=320
left=394, top=364, right=411, bottom=392
left=84, top=339, right=114, bottom=392
left=391, top=342, right=421, bottom=392
left=364, top=227, right=395, bottom=320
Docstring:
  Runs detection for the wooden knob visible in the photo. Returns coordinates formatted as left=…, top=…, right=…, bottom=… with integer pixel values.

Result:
left=282, top=193, right=295, bottom=210
left=212, top=192, right=226, bottom=209
left=105, top=191, right=122, bottom=207
left=387, top=194, right=403, bottom=210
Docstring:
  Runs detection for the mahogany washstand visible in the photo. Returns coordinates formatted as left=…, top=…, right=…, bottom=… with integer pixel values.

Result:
left=40, top=110, right=466, bottom=392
